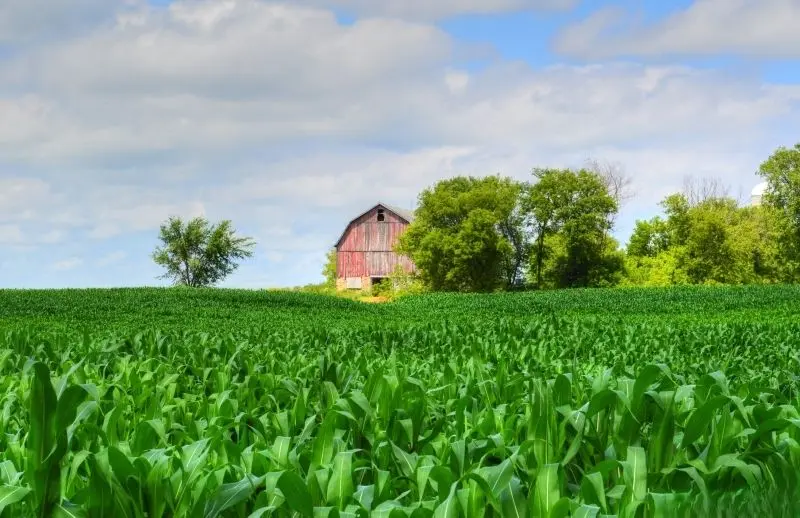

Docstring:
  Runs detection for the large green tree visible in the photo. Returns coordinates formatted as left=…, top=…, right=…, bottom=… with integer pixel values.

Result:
left=522, top=168, right=621, bottom=288
left=152, top=216, right=256, bottom=287
left=757, top=143, right=800, bottom=281
left=397, top=175, right=525, bottom=292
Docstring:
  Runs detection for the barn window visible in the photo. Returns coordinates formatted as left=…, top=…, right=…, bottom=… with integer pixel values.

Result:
left=377, top=209, right=385, bottom=222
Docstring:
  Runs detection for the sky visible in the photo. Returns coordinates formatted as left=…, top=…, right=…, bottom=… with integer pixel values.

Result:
left=0, top=0, right=798, bottom=289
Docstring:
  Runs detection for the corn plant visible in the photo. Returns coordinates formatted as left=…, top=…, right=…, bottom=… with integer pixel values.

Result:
left=1, top=286, right=800, bottom=515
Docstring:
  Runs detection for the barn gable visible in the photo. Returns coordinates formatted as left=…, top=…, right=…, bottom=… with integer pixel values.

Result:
left=334, top=203, right=416, bottom=290
left=334, top=202, right=414, bottom=249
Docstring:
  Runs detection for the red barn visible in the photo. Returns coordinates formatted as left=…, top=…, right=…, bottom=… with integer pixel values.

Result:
left=334, top=202, right=416, bottom=290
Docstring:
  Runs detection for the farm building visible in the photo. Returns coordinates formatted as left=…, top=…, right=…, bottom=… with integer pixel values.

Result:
left=334, top=203, right=416, bottom=290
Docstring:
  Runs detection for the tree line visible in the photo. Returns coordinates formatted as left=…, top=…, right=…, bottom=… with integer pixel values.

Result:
left=394, top=143, right=800, bottom=292
left=147, top=142, right=800, bottom=291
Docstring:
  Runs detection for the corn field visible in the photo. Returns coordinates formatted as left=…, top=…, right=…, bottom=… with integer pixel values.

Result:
left=2, top=286, right=800, bottom=516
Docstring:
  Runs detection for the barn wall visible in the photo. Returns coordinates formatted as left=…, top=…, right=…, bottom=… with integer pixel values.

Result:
left=337, top=251, right=416, bottom=278
left=338, top=222, right=408, bottom=253
left=338, top=207, right=408, bottom=253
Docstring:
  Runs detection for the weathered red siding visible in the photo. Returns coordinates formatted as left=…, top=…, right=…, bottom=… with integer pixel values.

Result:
left=337, top=251, right=416, bottom=278
left=338, top=222, right=408, bottom=253
left=336, top=206, right=416, bottom=279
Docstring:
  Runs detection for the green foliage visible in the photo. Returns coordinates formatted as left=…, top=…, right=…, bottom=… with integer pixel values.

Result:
left=3, top=287, right=800, bottom=515
left=397, top=176, right=525, bottom=292
left=369, top=278, right=393, bottom=298
left=384, top=142, right=800, bottom=292
left=400, top=169, right=623, bottom=292
left=622, top=143, right=800, bottom=287
left=523, top=168, right=621, bottom=288
left=757, top=142, right=800, bottom=281
left=322, top=249, right=338, bottom=289
left=152, top=216, right=256, bottom=287
left=625, top=194, right=783, bottom=286
left=622, top=248, right=691, bottom=287
left=379, top=265, right=427, bottom=299
left=627, top=217, right=670, bottom=258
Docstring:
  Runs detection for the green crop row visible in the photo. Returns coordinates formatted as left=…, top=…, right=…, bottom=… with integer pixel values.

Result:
left=4, top=284, right=800, bottom=334
left=1, top=287, right=800, bottom=516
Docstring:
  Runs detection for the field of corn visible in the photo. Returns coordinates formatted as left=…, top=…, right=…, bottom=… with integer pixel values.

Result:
left=3, top=285, right=800, bottom=517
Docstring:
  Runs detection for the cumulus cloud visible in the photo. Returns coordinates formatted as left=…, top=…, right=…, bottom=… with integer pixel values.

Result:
left=0, top=177, right=57, bottom=223
left=0, top=221, right=66, bottom=248
left=0, top=0, right=133, bottom=45
left=0, top=0, right=456, bottom=166
left=0, top=225, right=24, bottom=245
left=1, top=0, right=795, bottom=166
left=299, top=0, right=574, bottom=20
left=51, top=257, right=83, bottom=271
left=0, top=0, right=798, bottom=286
left=96, top=251, right=127, bottom=267
left=554, top=0, right=800, bottom=59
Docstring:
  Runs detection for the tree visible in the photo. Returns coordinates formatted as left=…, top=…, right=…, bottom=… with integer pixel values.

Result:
left=681, top=175, right=730, bottom=206
left=624, top=192, right=781, bottom=286
left=627, top=217, right=669, bottom=258
left=757, top=143, right=800, bottom=281
left=152, top=216, right=255, bottom=287
left=660, top=194, right=691, bottom=244
left=322, top=248, right=337, bottom=288
left=497, top=197, right=531, bottom=288
left=522, top=168, right=620, bottom=288
left=522, top=169, right=565, bottom=288
left=682, top=198, right=738, bottom=283
left=585, top=158, right=634, bottom=243
left=586, top=158, right=634, bottom=206
left=397, top=175, right=524, bottom=292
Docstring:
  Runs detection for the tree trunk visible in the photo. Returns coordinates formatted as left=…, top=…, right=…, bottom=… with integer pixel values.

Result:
left=536, top=232, right=545, bottom=288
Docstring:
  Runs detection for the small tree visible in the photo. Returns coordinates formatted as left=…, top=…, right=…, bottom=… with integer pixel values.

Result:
left=152, top=216, right=255, bottom=287
left=322, top=248, right=337, bottom=289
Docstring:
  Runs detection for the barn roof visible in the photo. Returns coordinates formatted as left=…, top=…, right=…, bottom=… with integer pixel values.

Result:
left=333, top=202, right=415, bottom=248
left=380, top=203, right=415, bottom=223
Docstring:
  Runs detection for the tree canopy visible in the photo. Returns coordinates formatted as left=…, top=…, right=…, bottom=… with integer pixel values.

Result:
left=757, top=143, right=800, bottom=281
left=397, top=175, right=525, bottom=292
left=398, top=168, right=626, bottom=292
left=624, top=191, right=781, bottom=286
left=523, top=168, right=622, bottom=288
left=324, top=142, right=800, bottom=294
left=152, top=216, right=255, bottom=287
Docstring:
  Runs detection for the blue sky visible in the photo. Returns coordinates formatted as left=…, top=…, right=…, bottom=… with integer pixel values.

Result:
left=0, top=0, right=798, bottom=289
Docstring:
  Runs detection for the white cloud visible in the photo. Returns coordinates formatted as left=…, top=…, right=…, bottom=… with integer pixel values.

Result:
left=445, top=70, right=471, bottom=94
left=52, top=257, right=83, bottom=271
left=0, top=224, right=24, bottom=245
left=82, top=197, right=207, bottom=239
left=299, top=0, right=574, bottom=20
left=554, top=0, right=800, bottom=59
left=0, top=0, right=798, bottom=287
left=0, top=177, right=57, bottom=222
left=0, top=222, right=66, bottom=247
left=96, top=250, right=127, bottom=266
left=0, top=1, right=455, bottom=165
left=1, top=0, right=795, bottom=170
left=0, top=0, right=131, bottom=45
left=39, top=230, right=66, bottom=244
